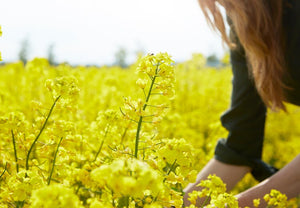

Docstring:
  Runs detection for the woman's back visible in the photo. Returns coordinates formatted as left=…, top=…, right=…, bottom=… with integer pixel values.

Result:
left=283, top=0, right=300, bottom=104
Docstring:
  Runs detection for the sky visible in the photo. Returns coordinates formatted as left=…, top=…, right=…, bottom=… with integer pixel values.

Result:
left=0, top=0, right=228, bottom=65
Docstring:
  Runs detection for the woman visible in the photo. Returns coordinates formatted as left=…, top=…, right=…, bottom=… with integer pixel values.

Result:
left=184, top=0, right=300, bottom=207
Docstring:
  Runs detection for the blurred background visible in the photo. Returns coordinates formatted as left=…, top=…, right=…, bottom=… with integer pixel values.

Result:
left=0, top=0, right=227, bottom=66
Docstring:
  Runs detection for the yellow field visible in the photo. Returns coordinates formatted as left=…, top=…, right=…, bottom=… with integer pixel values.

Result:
left=0, top=54, right=299, bottom=207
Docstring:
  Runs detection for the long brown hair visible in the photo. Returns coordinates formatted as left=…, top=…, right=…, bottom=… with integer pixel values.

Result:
left=198, top=0, right=287, bottom=110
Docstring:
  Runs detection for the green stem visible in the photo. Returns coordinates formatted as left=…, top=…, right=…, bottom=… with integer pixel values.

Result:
left=112, top=190, right=115, bottom=207
left=167, top=159, right=177, bottom=174
left=120, top=122, right=130, bottom=144
left=26, top=95, right=60, bottom=171
left=144, top=65, right=159, bottom=111
left=134, top=66, right=158, bottom=158
left=94, top=123, right=110, bottom=161
left=201, top=191, right=211, bottom=208
left=75, top=182, right=82, bottom=194
left=93, top=140, right=104, bottom=162
left=48, top=137, right=63, bottom=185
left=126, top=196, right=129, bottom=208
left=11, top=130, right=19, bottom=173
left=163, top=159, right=177, bottom=182
left=134, top=116, right=143, bottom=158
left=15, top=201, right=25, bottom=208
left=0, top=162, right=8, bottom=181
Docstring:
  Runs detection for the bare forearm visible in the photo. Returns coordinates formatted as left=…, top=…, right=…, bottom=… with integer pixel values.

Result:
left=237, top=154, right=300, bottom=207
left=183, top=158, right=250, bottom=206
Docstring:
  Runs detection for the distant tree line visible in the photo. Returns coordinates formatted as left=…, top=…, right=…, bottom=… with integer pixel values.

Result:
left=17, top=38, right=56, bottom=66
left=15, top=39, right=228, bottom=67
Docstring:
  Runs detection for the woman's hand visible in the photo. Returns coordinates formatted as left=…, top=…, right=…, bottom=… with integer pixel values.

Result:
left=237, top=154, right=300, bottom=207
left=183, top=158, right=250, bottom=207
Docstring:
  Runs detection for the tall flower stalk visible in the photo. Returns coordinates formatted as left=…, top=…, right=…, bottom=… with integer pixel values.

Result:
left=11, top=130, right=19, bottom=173
left=134, top=64, right=159, bottom=158
left=25, top=96, right=60, bottom=171
left=47, top=137, right=63, bottom=185
left=121, top=53, right=175, bottom=158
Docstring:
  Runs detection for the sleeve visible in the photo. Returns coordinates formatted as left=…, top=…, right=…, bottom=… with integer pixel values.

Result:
left=214, top=20, right=278, bottom=182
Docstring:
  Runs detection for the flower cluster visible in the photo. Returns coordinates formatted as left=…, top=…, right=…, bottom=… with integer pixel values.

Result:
left=198, top=174, right=227, bottom=197
left=45, top=75, right=80, bottom=110
left=91, top=158, right=165, bottom=207
left=122, top=52, right=175, bottom=124
left=187, top=175, right=238, bottom=208
left=0, top=169, right=45, bottom=205
left=264, top=189, right=288, bottom=208
left=30, top=184, right=83, bottom=208
left=121, top=53, right=176, bottom=159
left=136, top=52, right=175, bottom=98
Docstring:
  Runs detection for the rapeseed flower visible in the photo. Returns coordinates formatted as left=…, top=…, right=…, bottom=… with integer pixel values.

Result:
left=45, top=75, right=80, bottom=108
left=91, top=158, right=164, bottom=201
left=209, top=192, right=238, bottom=208
left=197, top=174, right=227, bottom=198
left=253, top=198, right=260, bottom=207
left=30, top=184, right=83, bottom=208
left=264, top=189, right=288, bottom=207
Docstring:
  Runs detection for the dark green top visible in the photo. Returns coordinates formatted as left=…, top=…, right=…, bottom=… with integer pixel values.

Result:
left=214, top=0, right=300, bottom=182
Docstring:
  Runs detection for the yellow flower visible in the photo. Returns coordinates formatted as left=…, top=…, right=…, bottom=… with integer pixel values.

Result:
left=210, top=192, right=238, bottom=208
left=91, top=158, right=165, bottom=199
left=30, top=184, right=83, bottom=208
left=143, top=203, right=163, bottom=208
left=188, top=190, right=201, bottom=205
left=197, top=174, right=227, bottom=198
left=0, top=169, right=45, bottom=203
left=137, top=53, right=175, bottom=81
left=88, top=198, right=114, bottom=208
left=136, top=78, right=148, bottom=89
left=264, top=193, right=271, bottom=202
left=263, top=189, right=288, bottom=208
left=45, top=76, right=80, bottom=105
left=253, top=198, right=260, bottom=207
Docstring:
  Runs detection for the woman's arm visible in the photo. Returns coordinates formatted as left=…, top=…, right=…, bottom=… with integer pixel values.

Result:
left=183, top=158, right=250, bottom=206
left=237, top=154, right=300, bottom=207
